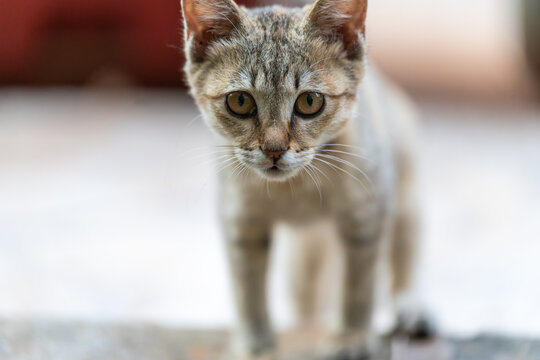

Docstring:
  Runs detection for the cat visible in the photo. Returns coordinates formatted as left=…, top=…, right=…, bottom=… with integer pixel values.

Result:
left=181, top=0, right=433, bottom=359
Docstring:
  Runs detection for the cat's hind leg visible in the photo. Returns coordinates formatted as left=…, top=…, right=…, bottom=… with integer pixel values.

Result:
left=390, top=171, right=436, bottom=340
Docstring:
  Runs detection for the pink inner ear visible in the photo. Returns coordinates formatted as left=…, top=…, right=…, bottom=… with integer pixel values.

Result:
left=182, top=0, right=242, bottom=61
left=183, top=0, right=240, bottom=38
left=308, top=0, right=368, bottom=58
left=309, top=0, right=368, bottom=34
left=353, top=3, right=368, bottom=34
left=339, top=0, right=368, bottom=34
left=182, top=0, right=199, bottom=37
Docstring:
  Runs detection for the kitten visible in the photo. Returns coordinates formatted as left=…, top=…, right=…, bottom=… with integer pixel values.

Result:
left=181, top=0, right=432, bottom=359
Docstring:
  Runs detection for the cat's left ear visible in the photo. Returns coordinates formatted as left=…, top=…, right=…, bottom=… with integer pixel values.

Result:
left=181, top=0, right=242, bottom=62
left=304, top=0, right=368, bottom=59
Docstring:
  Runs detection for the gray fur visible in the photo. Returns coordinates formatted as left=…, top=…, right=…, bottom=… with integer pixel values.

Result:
left=181, top=1, right=431, bottom=359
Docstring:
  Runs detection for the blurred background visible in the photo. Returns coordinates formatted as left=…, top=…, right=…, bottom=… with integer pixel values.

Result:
left=1, top=0, right=539, bottom=341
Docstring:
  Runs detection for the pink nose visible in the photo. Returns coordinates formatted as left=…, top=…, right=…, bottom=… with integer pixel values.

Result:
left=263, top=148, right=286, bottom=161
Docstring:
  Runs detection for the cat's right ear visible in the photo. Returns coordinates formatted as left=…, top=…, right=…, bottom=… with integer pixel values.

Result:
left=181, top=0, right=242, bottom=62
left=304, top=0, right=368, bottom=60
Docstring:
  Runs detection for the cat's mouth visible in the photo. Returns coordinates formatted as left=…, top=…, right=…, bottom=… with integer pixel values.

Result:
left=264, top=165, right=285, bottom=174
left=260, top=164, right=297, bottom=181
left=239, top=151, right=313, bottom=182
left=264, top=165, right=283, bottom=175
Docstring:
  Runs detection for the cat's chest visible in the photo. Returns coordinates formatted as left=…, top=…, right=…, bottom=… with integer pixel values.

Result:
left=267, top=182, right=331, bottom=222
left=220, top=174, right=344, bottom=223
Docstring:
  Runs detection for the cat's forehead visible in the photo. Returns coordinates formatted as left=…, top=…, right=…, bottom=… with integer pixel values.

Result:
left=248, top=6, right=300, bottom=32
left=234, top=8, right=312, bottom=90
left=202, top=6, right=356, bottom=97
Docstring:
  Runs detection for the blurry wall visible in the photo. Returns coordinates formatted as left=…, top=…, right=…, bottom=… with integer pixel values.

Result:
left=0, top=0, right=183, bottom=85
left=0, top=0, right=537, bottom=99
left=368, top=0, right=536, bottom=100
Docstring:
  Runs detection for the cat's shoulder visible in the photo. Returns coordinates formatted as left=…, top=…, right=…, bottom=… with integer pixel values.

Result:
left=357, top=64, right=419, bottom=160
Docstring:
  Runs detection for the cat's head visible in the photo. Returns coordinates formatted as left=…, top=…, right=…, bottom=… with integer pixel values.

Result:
left=182, top=0, right=368, bottom=181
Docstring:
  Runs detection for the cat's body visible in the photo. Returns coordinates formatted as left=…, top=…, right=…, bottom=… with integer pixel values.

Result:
left=181, top=1, right=430, bottom=359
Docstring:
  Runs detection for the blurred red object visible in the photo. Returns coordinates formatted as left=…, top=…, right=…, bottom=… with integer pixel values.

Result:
left=0, top=0, right=259, bottom=86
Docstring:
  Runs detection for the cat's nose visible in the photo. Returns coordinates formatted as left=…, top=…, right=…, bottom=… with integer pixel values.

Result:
left=262, top=126, right=288, bottom=162
left=262, top=148, right=287, bottom=161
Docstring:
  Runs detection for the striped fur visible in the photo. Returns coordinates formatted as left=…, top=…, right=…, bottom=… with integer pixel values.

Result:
left=182, top=1, right=431, bottom=359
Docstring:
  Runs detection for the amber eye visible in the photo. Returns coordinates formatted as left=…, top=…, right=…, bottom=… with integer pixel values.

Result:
left=226, top=92, right=256, bottom=118
left=294, top=92, right=325, bottom=118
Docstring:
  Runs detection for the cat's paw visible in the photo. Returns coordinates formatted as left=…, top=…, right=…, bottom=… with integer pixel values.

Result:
left=321, top=331, right=375, bottom=360
left=392, top=293, right=437, bottom=341
left=393, top=309, right=437, bottom=341
left=226, top=332, right=277, bottom=360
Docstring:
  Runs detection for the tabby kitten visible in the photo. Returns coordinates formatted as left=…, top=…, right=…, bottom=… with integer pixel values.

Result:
left=181, top=0, right=431, bottom=359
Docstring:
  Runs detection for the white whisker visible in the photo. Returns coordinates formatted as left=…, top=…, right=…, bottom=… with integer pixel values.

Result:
left=313, top=156, right=372, bottom=197
left=307, top=161, right=332, bottom=183
left=266, top=180, right=272, bottom=200
left=185, top=145, right=235, bottom=155
left=318, top=149, right=374, bottom=163
left=319, top=143, right=369, bottom=151
left=303, top=165, right=323, bottom=205
left=183, top=114, right=204, bottom=130
left=196, top=154, right=235, bottom=168
left=216, top=158, right=241, bottom=175
left=316, top=153, right=374, bottom=189
left=237, top=164, right=250, bottom=183
left=189, top=149, right=234, bottom=159
left=229, top=161, right=245, bottom=180
left=288, top=178, right=295, bottom=199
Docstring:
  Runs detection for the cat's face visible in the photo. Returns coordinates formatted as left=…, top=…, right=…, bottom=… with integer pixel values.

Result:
left=183, top=0, right=368, bottom=181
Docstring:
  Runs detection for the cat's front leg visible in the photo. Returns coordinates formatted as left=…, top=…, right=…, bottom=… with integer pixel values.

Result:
left=223, top=217, right=276, bottom=360
left=327, top=210, right=385, bottom=360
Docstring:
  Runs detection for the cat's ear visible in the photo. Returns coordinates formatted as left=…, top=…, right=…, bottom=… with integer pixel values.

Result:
left=305, top=0, right=368, bottom=59
left=181, top=0, right=242, bottom=61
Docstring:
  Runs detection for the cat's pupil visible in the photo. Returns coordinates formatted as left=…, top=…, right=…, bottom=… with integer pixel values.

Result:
left=306, top=94, right=313, bottom=107
left=238, top=93, right=245, bottom=107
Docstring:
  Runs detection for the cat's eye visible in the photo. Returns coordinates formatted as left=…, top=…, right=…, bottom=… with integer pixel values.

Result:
left=226, top=92, right=256, bottom=118
left=294, top=92, right=325, bottom=118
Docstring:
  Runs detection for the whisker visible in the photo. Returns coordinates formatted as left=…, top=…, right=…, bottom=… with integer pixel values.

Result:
left=216, top=158, right=241, bottom=175
left=196, top=154, right=235, bottom=168
left=183, top=113, right=204, bottom=130
left=189, top=148, right=234, bottom=157
left=303, top=165, right=323, bottom=205
left=228, top=161, right=245, bottom=180
left=309, top=166, right=323, bottom=205
left=307, top=162, right=332, bottom=183
left=237, top=164, right=250, bottom=183
left=190, top=156, right=234, bottom=207
left=306, top=164, right=323, bottom=190
left=214, top=156, right=238, bottom=170
left=189, top=150, right=235, bottom=161
left=318, top=149, right=375, bottom=163
left=305, top=164, right=321, bottom=188
left=319, top=143, right=369, bottom=151
left=313, top=156, right=372, bottom=197
left=316, top=153, right=374, bottom=189
left=288, top=178, right=295, bottom=199
left=266, top=180, right=272, bottom=200
left=185, top=145, right=236, bottom=156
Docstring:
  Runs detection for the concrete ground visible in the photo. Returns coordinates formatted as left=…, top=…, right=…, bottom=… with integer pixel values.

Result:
left=2, top=319, right=540, bottom=360
left=0, top=89, right=539, bottom=337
